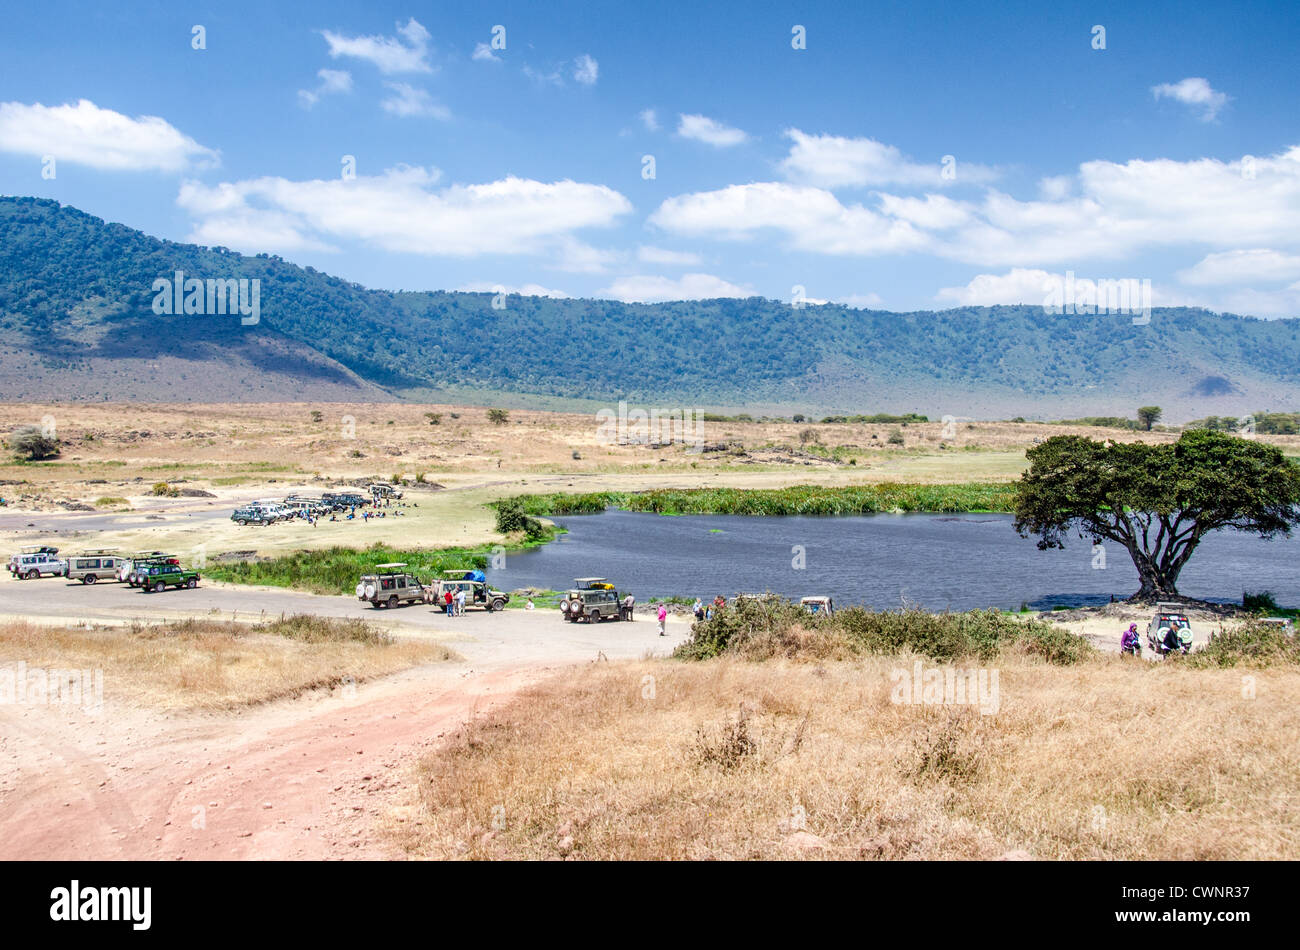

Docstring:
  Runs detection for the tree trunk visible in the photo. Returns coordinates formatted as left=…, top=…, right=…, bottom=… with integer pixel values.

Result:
left=1130, top=551, right=1181, bottom=601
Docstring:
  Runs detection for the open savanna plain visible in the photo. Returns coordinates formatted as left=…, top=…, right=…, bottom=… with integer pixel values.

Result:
left=6, top=400, right=1293, bottom=559
left=2, top=402, right=1297, bottom=861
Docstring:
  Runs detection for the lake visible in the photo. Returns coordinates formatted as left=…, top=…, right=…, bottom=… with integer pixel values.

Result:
left=496, top=511, right=1299, bottom=610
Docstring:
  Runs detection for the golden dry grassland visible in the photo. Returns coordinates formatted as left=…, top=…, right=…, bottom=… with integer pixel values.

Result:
left=396, top=654, right=1300, bottom=860
left=0, top=615, right=455, bottom=710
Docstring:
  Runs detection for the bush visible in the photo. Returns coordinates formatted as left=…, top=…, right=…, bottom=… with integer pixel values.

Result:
left=7, top=425, right=59, bottom=460
left=487, top=408, right=509, bottom=425
left=94, top=496, right=128, bottom=507
left=674, top=600, right=1091, bottom=665
left=494, top=497, right=546, bottom=540
left=1187, top=620, right=1300, bottom=668
left=152, top=482, right=179, bottom=497
left=425, top=412, right=442, bottom=425
left=1243, top=590, right=1280, bottom=613
left=310, top=410, right=323, bottom=423
left=887, top=429, right=905, bottom=445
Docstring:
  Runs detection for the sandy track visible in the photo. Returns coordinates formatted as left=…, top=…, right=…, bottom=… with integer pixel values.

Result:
left=0, top=576, right=688, bottom=860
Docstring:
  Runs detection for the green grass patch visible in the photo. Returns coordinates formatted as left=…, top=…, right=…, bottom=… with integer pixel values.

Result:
left=205, top=537, right=554, bottom=595
left=513, top=481, right=1016, bottom=517
left=674, top=597, right=1092, bottom=665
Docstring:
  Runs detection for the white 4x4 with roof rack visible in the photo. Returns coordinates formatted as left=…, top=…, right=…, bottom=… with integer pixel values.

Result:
left=11, top=548, right=66, bottom=579
left=356, top=563, right=426, bottom=609
left=65, top=550, right=126, bottom=584
left=9, top=545, right=59, bottom=575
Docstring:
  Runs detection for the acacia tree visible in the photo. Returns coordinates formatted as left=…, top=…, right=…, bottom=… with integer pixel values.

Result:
left=1137, top=406, right=1162, bottom=430
left=1013, top=430, right=1300, bottom=600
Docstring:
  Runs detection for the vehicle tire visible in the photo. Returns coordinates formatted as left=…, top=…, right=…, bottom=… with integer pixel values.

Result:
left=388, top=595, right=399, bottom=609
left=25, top=570, right=38, bottom=580
left=355, top=584, right=366, bottom=599
left=363, top=584, right=377, bottom=600
left=236, top=519, right=247, bottom=526
left=186, top=578, right=197, bottom=589
left=84, top=574, right=97, bottom=585
left=153, top=581, right=166, bottom=593
left=492, top=599, right=506, bottom=612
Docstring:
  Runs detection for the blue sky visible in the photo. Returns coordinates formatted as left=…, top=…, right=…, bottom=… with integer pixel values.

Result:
left=2, top=0, right=1299, bottom=315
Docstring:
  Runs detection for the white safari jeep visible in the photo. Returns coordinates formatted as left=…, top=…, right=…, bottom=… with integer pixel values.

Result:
left=356, top=563, right=426, bottom=609
left=12, top=549, right=66, bottom=579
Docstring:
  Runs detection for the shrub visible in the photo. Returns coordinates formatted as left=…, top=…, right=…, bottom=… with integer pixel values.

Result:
left=152, top=482, right=179, bottom=497
left=1187, top=620, right=1300, bottom=668
left=675, top=600, right=1091, bottom=665
left=494, top=498, right=546, bottom=540
left=94, top=496, right=128, bottom=507
left=7, top=425, right=59, bottom=460
left=487, top=408, right=509, bottom=425
left=887, top=429, right=905, bottom=445
left=310, top=410, right=323, bottom=423
left=1243, top=590, right=1280, bottom=613
left=425, top=412, right=442, bottom=425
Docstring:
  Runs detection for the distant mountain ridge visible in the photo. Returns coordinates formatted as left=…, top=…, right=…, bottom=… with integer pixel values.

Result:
left=2, top=196, right=1299, bottom=419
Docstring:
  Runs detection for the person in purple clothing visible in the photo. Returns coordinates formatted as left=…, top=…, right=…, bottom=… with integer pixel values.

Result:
left=1120, top=622, right=1141, bottom=656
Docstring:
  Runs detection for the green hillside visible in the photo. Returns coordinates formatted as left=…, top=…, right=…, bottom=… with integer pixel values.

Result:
left=3, top=195, right=1299, bottom=416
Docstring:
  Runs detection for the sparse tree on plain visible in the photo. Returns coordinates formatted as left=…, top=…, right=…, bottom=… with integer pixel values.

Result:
left=7, top=425, right=59, bottom=460
left=1014, top=430, right=1300, bottom=599
left=1137, top=406, right=1162, bottom=431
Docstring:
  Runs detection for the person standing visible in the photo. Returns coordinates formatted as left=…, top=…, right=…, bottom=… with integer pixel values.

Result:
left=657, top=603, right=668, bottom=637
left=455, top=586, right=466, bottom=616
left=444, top=588, right=454, bottom=617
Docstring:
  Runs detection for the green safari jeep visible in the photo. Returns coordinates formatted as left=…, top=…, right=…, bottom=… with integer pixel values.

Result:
left=139, top=565, right=201, bottom=593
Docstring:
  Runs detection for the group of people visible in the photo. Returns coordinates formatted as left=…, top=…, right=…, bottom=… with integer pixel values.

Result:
left=690, top=595, right=728, bottom=622
left=1120, top=621, right=1192, bottom=657
left=441, top=586, right=467, bottom=616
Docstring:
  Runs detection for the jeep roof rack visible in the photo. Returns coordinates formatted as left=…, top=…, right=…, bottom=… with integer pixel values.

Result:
left=375, top=562, right=408, bottom=571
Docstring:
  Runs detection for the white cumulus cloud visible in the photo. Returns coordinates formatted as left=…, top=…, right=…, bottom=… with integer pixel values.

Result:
left=1178, top=249, right=1300, bottom=285
left=601, top=273, right=752, bottom=302
left=677, top=113, right=748, bottom=147
left=177, top=166, right=633, bottom=261
left=298, top=69, right=352, bottom=108
left=381, top=82, right=449, bottom=119
left=573, top=54, right=599, bottom=85
left=1152, top=77, right=1229, bottom=121
left=321, top=17, right=432, bottom=74
left=0, top=98, right=217, bottom=172
left=780, top=128, right=996, bottom=188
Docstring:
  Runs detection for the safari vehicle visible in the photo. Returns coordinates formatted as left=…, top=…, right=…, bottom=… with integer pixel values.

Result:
left=1259, top=617, right=1295, bottom=634
left=800, top=595, right=835, bottom=617
left=563, top=587, right=625, bottom=623
left=231, top=505, right=275, bottom=526
left=356, top=563, right=426, bottom=609
left=368, top=483, right=403, bottom=500
left=1147, top=602, right=1195, bottom=655
left=139, top=564, right=201, bottom=593
left=423, top=569, right=509, bottom=612
left=11, top=550, right=66, bottom=579
left=559, top=578, right=615, bottom=620
left=64, top=551, right=125, bottom=584
left=126, top=554, right=180, bottom=587
left=9, top=545, right=58, bottom=575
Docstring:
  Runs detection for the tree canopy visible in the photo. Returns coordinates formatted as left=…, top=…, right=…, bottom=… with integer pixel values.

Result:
left=1013, top=430, right=1300, bottom=599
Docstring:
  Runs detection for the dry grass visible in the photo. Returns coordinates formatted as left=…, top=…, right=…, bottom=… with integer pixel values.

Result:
left=396, top=654, right=1300, bottom=860
left=0, top=615, right=455, bottom=710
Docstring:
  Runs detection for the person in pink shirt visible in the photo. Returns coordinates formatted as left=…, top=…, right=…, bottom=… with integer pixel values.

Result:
left=657, top=603, right=667, bottom=636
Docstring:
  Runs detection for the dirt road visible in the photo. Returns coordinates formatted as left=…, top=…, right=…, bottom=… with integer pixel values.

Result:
left=0, top=575, right=689, bottom=860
